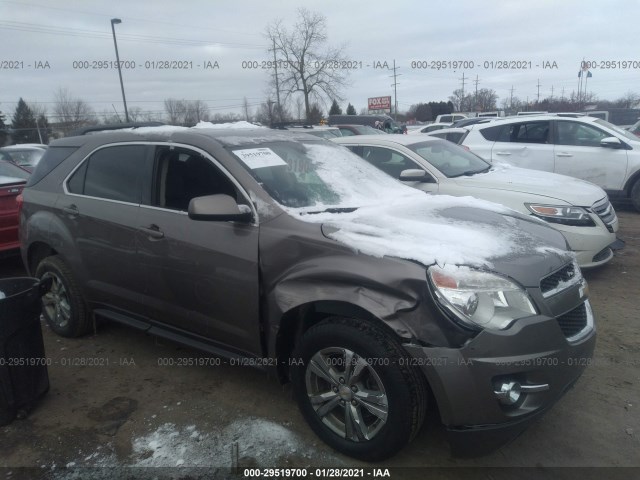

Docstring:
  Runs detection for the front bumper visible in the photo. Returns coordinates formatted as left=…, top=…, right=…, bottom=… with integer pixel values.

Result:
left=403, top=312, right=596, bottom=456
left=553, top=222, right=617, bottom=268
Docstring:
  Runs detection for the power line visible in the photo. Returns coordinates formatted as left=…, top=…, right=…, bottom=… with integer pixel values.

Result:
left=0, top=0, right=264, bottom=37
left=0, top=20, right=265, bottom=48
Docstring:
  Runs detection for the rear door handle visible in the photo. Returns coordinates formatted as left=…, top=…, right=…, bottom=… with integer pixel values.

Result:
left=556, top=152, right=573, bottom=157
left=495, top=151, right=512, bottom=156
left=138, top=224, right=165, bottom=240
left=62, top=204, right=79, bottom=216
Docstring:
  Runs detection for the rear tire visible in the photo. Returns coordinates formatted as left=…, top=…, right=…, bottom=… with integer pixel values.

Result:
left=631, top=180, right=640, bottom=212
left=35, top=255, right=91, bottom=338
left=291, top=317, right=427, bottom=461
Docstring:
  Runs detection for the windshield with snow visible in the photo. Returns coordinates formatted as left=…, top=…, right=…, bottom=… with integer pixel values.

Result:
left=231, top=140, right=419, bottom=210
left=407, top=140, right=491, bottom=178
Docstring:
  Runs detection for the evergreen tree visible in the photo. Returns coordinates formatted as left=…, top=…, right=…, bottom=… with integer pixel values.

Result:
left=346, top=103, right=356, bottom=115
left=329, top=99, right=342, bottom=115
left=0, top=110, right=8, bottom=146
left=12, top=98, right=39, bottom=143
left=36, top=114, right=51, bottom=144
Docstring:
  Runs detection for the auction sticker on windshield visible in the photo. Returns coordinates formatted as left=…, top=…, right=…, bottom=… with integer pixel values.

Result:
left=234, top=148, right=287, bottom=169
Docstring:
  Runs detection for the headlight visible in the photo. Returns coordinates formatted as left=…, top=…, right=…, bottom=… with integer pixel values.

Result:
left=526, top=204, right=596, bottom=227
left=428, top=265, right=537, bottom=331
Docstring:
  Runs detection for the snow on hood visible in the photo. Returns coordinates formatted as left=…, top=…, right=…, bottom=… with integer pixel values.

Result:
left=293, top=194, right=552, bottom=268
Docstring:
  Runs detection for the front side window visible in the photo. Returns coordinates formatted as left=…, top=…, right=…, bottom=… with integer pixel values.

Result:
left=555, top=121, right=610, bottom=147
left=67, top=145, right=146, bottom=203
left=152, top=146, right=239, bottom=211
left=408, top=140, right=490, bottom=177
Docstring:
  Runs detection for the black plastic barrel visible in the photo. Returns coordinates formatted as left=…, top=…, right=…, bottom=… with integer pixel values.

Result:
left=0, top=277, right=51, bottom=426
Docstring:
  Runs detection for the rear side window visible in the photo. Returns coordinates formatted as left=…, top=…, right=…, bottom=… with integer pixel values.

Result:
left=479, top=124, right=505, bottom=141
left=499, top=121, right=550, bottom=144
left=26, top=147, right=78, bottom=187
left=67, top=145, right=146, bottom=203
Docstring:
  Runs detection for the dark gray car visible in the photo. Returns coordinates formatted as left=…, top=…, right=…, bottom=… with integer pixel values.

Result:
left=19, top=126, right=595, bottom=460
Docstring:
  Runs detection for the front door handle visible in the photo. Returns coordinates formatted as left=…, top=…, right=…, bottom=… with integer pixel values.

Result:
left=556, top=152, right=573, bottom=157
left=138, top=224, right=165, bottom=240
left=495, top=151, right=512, bottom=156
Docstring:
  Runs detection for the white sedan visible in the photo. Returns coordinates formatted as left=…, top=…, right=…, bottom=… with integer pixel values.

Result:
left=333, top=134, right=619, bottom=268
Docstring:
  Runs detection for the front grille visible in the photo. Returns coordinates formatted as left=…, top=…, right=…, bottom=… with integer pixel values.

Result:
left=591, top=197, right=617, bottom=233
left=556, top=303, right=588, bottom=339
left=540, top=262, right=580, bottom=297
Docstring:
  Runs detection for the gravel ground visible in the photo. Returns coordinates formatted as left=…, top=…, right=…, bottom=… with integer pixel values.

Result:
left=0, top=206, right=638, bottom=479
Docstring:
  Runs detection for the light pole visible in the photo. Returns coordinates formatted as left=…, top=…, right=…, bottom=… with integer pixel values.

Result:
left=110, top=18, right=129, bottom=122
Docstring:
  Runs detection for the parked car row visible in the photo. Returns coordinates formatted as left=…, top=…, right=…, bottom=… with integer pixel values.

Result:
left=0, top=160, right=30, bottom=253
left=19, top=123, right=596, bottom=461
left=333, top=134, right=619, bottom=268
left=411, top=113, right=640, bottom=212
left=0, top=143, right=48, bottom=172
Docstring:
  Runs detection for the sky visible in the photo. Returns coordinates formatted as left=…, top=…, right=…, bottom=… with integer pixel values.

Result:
left=1, top=0, right=639, bottom=122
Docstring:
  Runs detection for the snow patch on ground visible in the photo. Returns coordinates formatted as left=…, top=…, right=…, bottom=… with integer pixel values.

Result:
left=51, top=417, right=338, bottom=478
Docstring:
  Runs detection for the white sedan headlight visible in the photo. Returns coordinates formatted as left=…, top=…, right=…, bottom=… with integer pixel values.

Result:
left=428, top=265, right=537, bottom=331
left=526, top=204, right=596, bottom=227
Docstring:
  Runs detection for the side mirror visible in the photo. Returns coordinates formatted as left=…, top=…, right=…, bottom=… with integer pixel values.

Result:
left=188, top=194, right=253, bottom=222
left=600, top=136, right=623, bottom=149
left=400, top=169, right=433, bottom=182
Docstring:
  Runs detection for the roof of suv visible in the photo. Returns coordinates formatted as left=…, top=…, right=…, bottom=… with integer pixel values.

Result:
left=51, top=125, right=324, bottom=148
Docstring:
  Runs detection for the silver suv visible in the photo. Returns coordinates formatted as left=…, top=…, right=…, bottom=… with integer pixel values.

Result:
left=461, top=114, right=640, bottom=211
left=20, top=125, right=595, bottom=460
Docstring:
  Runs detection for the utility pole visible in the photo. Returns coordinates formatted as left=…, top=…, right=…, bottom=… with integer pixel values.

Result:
left=550, top=85, right=554, bottom=101
left=389, top=60, right=401, bottom=120
left=536, top=79, right=541, bottom=104
left=272, top=38, right=281, bottom=120
left=561, top=87, right=565, bottom=102
left=266, top=98, right=274, bottom=126
left=509, top=86, right=515, bottom=111
left=459, top=72, right=467, bottom=111
left=473, top=75, right=480, bottom=111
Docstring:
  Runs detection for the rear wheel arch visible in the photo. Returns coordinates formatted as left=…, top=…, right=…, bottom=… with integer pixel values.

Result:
left=27, top=242, right=57, bottom=276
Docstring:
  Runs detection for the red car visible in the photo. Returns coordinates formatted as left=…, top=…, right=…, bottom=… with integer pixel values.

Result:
left=0, top=161, right=30, bottom=253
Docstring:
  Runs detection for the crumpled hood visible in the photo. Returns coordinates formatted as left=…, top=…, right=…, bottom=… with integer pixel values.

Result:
left=454, top=164, right=606, bottom=206
left=291, top=194, right=573, bottom=287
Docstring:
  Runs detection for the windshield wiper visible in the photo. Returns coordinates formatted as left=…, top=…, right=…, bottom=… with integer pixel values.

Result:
left=449, top=166, right=491, bottom=178
left=302, top=207, right=359, bottom=215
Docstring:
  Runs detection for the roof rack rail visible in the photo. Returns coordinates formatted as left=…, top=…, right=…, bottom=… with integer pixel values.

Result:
left=68, top=121, right=166, bottom=136
left=270, top=121, right=318, bottom=130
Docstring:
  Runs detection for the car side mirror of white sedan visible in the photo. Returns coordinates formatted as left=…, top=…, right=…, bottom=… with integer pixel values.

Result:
left=400, top=169, right=434, bottom=182
left=600, top=137, right=623, bottom=149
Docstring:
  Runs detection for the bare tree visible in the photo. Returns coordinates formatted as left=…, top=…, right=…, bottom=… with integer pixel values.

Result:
left=448, top=89, right=473, bottom=112
left=53, top=87, right=94, bottom=129
left=164, top=98, right=187, bottom=125
left=615, top=91, right=640, bottom=109
left=188, top=100, right=209, bottom=123
left=164, top=99, right=209, bottom=125
left=266, top=9, right=349, bottom=119
left=475, top=88, right=498, bottom=111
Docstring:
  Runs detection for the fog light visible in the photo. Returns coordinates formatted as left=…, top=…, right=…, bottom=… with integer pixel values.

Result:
left=495, top=381, right=522, bottom=405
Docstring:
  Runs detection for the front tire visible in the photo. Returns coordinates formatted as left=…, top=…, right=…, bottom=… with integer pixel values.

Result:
left=35, top=255, right=91, bottom=338
left=631, top=180, right=640, bottom=212
left=291, top=317, right=427, bottom=461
